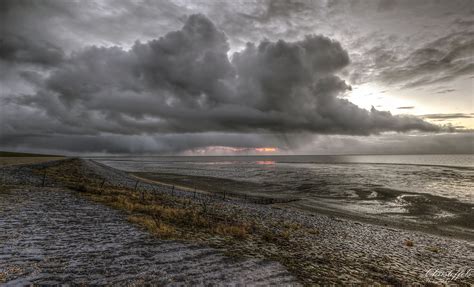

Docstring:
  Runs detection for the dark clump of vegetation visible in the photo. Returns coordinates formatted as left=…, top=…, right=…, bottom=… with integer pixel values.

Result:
left=405, top=239, right=414, bottom=247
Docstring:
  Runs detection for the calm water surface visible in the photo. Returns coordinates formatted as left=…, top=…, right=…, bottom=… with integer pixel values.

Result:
left=92, top=154, right=474, bottom=204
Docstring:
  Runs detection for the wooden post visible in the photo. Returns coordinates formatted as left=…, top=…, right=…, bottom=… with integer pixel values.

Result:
left=134, top=180, right=139, bottom=191
left=223, top=191, right=226, bottom=200
left=171, top=185, right=174, bottom=196
left=194, top=187, right=196, bottom=199
left=153, top=185, right=158, bottom=201
left=42, top=172, right=46, bottom=187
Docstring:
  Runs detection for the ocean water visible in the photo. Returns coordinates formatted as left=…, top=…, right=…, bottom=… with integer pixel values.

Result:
left=92, top=154, right=473, bottom=204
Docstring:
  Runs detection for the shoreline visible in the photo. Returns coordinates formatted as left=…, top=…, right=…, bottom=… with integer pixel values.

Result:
left=130, top=171, right=474, bottom=241
left=1, top=158, right=473, bottom=285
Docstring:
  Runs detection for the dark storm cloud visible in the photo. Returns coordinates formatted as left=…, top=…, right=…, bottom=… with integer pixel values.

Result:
left=0, top=0, right=68, bottom=66
left=3, top=1, right=467, bottom=154
left=2, top=14, right=442, bottom=144
left=0, top=35, right=65, bottom=66
left=0, top=133, right=281, bottom=155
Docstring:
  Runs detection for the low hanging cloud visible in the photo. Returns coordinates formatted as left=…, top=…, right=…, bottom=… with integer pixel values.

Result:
left=1, top=14, right=445, bottom=153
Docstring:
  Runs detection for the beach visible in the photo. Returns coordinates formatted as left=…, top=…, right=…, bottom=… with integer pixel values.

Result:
left=99, top=154, right=474, bottom=240
left=0, top=157, right=472, bottom=285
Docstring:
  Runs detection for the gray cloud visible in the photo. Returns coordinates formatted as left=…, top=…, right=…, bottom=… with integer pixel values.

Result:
left=2, top=14, right=442, bottom=146
left=0, top=34, right=65, bottom=66
left=3, top=131, right=472, bottom=156
left=298, top=132, right=474, bottom=155
left=421, top=113, right=474, bottom=119
left=2, top=1, right=470, bottom=155
left=0, top=133, right=283, bottom=155
left=375, top=31, right=474, bottom=88
left=436, top=89, right=456, bottom=94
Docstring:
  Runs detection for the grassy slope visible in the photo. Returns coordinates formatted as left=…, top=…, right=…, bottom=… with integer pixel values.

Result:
left=41, top=159, right=323, bottom=284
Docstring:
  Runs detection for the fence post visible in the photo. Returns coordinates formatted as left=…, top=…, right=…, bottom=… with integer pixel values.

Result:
left=223, top=191, right=226, bottom=200
left=134, top=180, right=139, bottom=191
left=42, top=172, right=46, bottom=187
left=194, top=187, right=196, bottom=199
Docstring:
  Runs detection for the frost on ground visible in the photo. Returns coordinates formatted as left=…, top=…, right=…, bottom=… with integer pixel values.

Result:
left=0, top=187, right=296, bottom=285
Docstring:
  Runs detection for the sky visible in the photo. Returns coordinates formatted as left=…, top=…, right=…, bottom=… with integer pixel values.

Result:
left=0, top=0, right=473, bottom=155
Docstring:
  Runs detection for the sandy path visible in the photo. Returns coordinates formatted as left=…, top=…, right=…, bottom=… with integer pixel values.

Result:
left=0, top=187, right=297, bottom=285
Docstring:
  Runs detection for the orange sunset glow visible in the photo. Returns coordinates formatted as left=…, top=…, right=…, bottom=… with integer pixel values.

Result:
left=255, top=147, right=277, bottom=152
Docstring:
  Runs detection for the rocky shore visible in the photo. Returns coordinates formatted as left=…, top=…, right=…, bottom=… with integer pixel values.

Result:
left=0, top=158, right=472, bottom=285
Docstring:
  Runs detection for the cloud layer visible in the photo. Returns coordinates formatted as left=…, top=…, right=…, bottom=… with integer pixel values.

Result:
left=2, top=0, right=471, bottom=155
left=2, top=15, right=441, bottom=147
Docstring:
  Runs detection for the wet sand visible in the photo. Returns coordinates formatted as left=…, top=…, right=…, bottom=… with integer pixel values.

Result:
left=133, top=171, right=474, bottom=241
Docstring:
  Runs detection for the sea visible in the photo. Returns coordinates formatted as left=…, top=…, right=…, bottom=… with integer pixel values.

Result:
left=91, top=154, right=473, bottom=229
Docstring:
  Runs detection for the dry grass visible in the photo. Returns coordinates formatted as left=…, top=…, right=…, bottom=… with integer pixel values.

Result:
left=55, top=162, right=297, bottom=245
left=214, top=224, right=250, bottom=239
left=38, top=159, right=319, bottom=283
left=128, top=214, right=177, bottom=238
left=40, top=159, right=257, bottom=241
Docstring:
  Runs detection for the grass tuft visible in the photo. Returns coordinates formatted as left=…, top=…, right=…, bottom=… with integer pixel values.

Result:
left=214, top=224, right=249, bottom=239
left=128, top=215, right=177, bottom=238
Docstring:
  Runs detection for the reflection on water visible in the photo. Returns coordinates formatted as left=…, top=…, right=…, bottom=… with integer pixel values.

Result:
left=256, top=161, right=276, bottom=165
